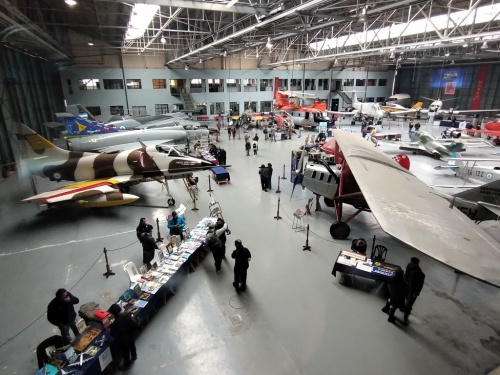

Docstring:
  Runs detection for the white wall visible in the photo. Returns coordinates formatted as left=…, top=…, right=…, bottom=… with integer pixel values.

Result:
left=58, top=66, right=394, bottom=118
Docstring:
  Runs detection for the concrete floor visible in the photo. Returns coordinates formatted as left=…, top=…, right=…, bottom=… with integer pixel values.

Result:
left=1, top=119, right=500, bottom=375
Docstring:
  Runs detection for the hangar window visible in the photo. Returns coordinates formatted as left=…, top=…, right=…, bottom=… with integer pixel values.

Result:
left=260, top=101, right=272, bottom=112
left=343, top=79, right=354, bottom=87
left=229, top=101, right=239, bottom=116
left=356, top=79, right=365, bottom=86
left=103, top=79, right=124, bottom=90
left=305, top=79, right=316, bottom=90
left=378, top=79, right=387, bottom=86
left=376, top=97, right=385, bottom=103
left=79, top=79, right=100, bottom=90
left=290, top=79, right=302, bottom=91
left=126, top=79, right=142, bottom=89
left=244, top=79, right=257, bottom=92
left=190, top=79, right=205, bottom=93
left=132, top=106, right=147, bottom=116
left=260, top=79, right=273, bottom=91
left=366, top=97, right=375, bottom=102
left=318, top=79, right=329, bottom=90
left=196, top=103, right=207, bottom=115
left=209, top=79, right=224, bottom=92
left=210, top=102, right=225, bottom=115
left=278, top=79, right=288, bottom=91
left=226, top=79, right=241, bottom=92
left=152, top=79, right=166, bottom=89
left=155, top=104, right=169, bottom=114
left=110, top=106, right=124, bottom=116
left=86, top=106, right=101, bottom=116
left=367, top=79, right=377, bottom=86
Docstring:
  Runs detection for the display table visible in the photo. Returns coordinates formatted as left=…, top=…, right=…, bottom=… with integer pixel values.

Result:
left=211, top=166, right=230, bottom=185
left=41, top=218, right=216, bottom=375
left=331, top=250, right=401, bottom=283
left=197, top=147, right=219, bottom=165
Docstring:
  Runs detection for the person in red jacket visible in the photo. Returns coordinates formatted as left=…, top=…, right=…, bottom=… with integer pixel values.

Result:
left=47, top=288, right=80, bottom=345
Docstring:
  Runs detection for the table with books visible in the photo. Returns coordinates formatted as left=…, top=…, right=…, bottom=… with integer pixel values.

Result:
left=331, top=250, right=402, bottom=283
left=36, top=217, right=216, bottom=375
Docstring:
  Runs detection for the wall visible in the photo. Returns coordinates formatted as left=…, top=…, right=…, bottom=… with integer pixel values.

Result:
left=395, top=62, right=500, bottom=113
left=58, top=65, right=394, bottom=119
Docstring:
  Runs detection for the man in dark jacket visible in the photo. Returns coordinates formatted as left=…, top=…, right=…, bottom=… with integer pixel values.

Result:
left=47, top=289, right=80, bottom=345
left=140, top=225, right=158, bottom=270
left=206, top=220, right=228, bottom=273
left=258, top=164, right=268, bottom=191
left=382, top=268, right=406, bottom=323
left=136, top=217, right=148, bottom=240
left=109, top=304, right=140, bottom=370
left=403, top=257, right=425, bottom=325
left=266, top=163, right=273, bottom=190
left=231, top=239, right=252, bottom=292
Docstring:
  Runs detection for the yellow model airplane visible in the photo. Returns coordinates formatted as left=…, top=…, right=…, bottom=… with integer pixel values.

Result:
left=380, top=101, right=423, bottom=113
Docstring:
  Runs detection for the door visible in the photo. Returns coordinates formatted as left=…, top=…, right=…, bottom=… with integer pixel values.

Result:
left=331, top=99, right=339, bottom=112
left=335, top=80, right=341, bottom=91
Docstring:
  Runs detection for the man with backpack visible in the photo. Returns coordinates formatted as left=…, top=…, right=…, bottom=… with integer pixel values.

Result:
left=206, top=221, right=228, bottom=273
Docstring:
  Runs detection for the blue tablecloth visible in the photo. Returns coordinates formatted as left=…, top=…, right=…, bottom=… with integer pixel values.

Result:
left=211, top=167, right=230, bottom=181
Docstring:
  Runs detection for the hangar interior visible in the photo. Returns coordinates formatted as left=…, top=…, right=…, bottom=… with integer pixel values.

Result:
left=1, top=1, right=500, bottom=375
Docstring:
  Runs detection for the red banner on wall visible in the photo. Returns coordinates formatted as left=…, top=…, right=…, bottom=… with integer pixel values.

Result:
left=471, top=65, right=489, bottom=110
left=274, top=77, right=279, bottom=100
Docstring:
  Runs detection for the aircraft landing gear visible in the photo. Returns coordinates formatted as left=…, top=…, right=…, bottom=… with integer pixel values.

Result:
left=330, top=222, right=350, bottom=239
left=160, top=178, right=176, bottom=207
left=167, top=197, right=175, bottom=206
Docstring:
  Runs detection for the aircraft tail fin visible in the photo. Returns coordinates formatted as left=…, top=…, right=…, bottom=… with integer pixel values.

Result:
left=14, top=123, right=71, bottom=161
left=55, top=112, right=118, bottom=136
left=444, top=142, right=464, bottom=153
left=453, top=179, right=500, bottom=202
left=411, top=102, right=423, bottom=109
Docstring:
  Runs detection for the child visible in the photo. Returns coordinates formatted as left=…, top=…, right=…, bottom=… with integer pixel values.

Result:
left=252, top=140, right=258, bottom=156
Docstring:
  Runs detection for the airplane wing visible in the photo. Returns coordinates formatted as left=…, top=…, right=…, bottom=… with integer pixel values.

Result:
left=478, top=202, right=500, bottom=217
left=440, top=109, right=500, bottom=115
left=327, top=111, right=356, bottom=117
left=437, top=138, right=494, bottom=148
left=331, top=129, right=500, bottom=287
left=20, top=177, right=139, bottom=206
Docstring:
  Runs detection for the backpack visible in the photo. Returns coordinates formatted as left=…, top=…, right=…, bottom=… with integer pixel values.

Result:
left=252, top=142, right=257, bottom=149
left=207, top=235, right=223, bottom=251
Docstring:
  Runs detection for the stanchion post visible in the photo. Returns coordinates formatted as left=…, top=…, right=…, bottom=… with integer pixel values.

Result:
left=207, top=175, right=213, bottom=192
left=276, top=176, right=281, bottom=193
left=281, top=164, right=287, bottom=179
left=156, top=218, right=163, bottom=242
left=103, top=247, right=115, bottom=278
left=274, top=197, right=282, bottom=220
left=303, top=225, right=311, bottom=251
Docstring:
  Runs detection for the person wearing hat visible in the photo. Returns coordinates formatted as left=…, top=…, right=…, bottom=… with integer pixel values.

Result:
left=109, top=304, right=140, bottom=370
left=403, top=257, right=425, bottom=325
left=258, top=164, right=268, bottom=191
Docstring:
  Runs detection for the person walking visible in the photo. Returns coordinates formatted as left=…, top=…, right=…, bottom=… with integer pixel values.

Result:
left=259, top=164, right=268, bottom=191
left=252, top=140, right=258, bottom=156
left=136, top=217, right=148, bottom=240
left=47, top=289, right=80, bottom=345
left=227, top=127, right=232, bottom=140
left=263, top=126, right=268, bottom=141
left=245, top=140, right=251, bottom=156
left=231, top=126, right=236, bottom=140
left=109, top=304, right=140, bottom=370
left=206, top=220, right=228, bottom=273
left=141, top=225, right=158, bottom=270
left=232, top=239, right=252, bottom=292
left=403, top=257, right=425, bottom=325
left=382, top=268, right=406, bottom=323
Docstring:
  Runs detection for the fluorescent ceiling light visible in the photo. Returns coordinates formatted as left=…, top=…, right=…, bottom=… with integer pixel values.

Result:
left=266, top=37, right=273, bottom=49
left=161, top=36, right=166, bottom=44
left=310, top=3, right=500, bottom=51
left=65, top=0, right=77, bottom=6
left=480, top=41, right=489, bottom=49
left=226, top=0, right=238, bottom=7
left=88, top=40, right=94, bottom=46
left=125, top=4, right=160, bottom=40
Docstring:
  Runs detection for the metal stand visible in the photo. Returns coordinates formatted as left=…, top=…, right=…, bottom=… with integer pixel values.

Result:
left=302, top=225, right=311, bottom=251
left=276, top=176, right=281, bottom=193
left=102, top=248, right=115, bottom=278
left=281, top=164, right=287, bottom=179
left=156, top=218, right=163, bottom=242
left=274, top=197, right=282, bottom=220
left=207, top=175, right=213, bottom=192
left=292, top=209, right=305, bottom=232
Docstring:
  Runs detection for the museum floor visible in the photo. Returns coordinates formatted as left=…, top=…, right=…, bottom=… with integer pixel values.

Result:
left=0, top=119, right=499, bottom=375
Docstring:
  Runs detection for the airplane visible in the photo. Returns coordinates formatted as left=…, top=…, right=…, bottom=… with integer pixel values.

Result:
left=274, top=91, right=331, bottom=129
left=398, top=131, right=465, bottom=158
left=15, top=123, right=216, bottom=208
left=385, top=93, right=412, bottom=107
left=328, top=92, right=386, bottom=120
left=435, top=154, right=500, bottom=185
left=299, top=129, right=500, bottom=287
left=54, top=113, right=209, bottom=153
left=389, top=97, right=500, bottom=118
left=450, top=119, right=500, bottom=145
left=380, top=102, right=423, bottom=113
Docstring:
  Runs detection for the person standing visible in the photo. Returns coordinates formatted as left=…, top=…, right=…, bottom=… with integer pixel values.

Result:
left=403, top=257, right=425, bottom=325
left=259, top=164, right=268, bottom=191
left=206, top=220, right=228, bottom=273
left=141, top=225, right=158, bottom=270
left=47, top=289, right=80, bottom=345
left=266, top=163, right=273, bottom=190
left=270, top=126, right=276, bottom=142
left=218, top=148, right=226, bottom=166
left=167, top=211, right=186, bottom=241
left=109, top=304, right=140, bottom=370
left=231, top=126, right=236, bottom=140
left=244, top=133, right=250, bottom=144
left=263, top=126, right=268, bottom=141
left=245, top=140, right=251, bottom=156
left=252, top=140, right=258, bottom=156
left=232, top=239, right=252, bottom=292
left=382, top=268, right=406, bottom=323
left=136, top=218, right=148, bottom=240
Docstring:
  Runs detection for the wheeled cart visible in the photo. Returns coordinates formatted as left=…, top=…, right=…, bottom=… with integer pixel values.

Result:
left=211, top=166, right=230, bottom=185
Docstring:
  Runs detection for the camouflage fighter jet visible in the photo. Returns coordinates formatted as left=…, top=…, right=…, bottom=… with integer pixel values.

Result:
left=16, top=123, right=216, bottom=208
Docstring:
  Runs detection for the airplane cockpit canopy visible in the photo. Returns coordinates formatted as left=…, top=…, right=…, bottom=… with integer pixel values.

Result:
left=155, top=145, right=186, bottom=157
